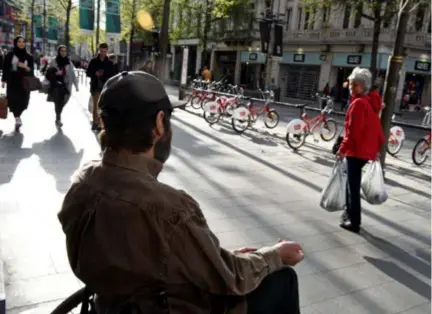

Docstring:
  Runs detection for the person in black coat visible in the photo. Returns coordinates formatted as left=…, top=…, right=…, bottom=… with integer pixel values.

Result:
left=1, top=36, right=34, bottom=131
left=86, top=43, right=116, bottom=131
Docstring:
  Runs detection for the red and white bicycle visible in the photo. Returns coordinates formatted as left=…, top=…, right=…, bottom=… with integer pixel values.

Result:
left=285, top=101, right=338, bottom=150
left=202, top=95, right=241, bottom=125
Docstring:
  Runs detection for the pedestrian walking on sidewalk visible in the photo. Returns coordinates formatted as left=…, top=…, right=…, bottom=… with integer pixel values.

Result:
left=59, top=71, right=304, bottom=314
left=46, top=45, right=79, bottom=127
left=336, top=67, right=384, bottom=233
left=86, top=43, right=116, bottom=131
left=1, top=36, right=34, bottom=131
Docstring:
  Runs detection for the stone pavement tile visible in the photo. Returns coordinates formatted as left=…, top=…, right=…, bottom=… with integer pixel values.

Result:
left=7, top=299, right=63, bottom=314
left=5, top=273, right=81, bottom=310
left=302, top=280, right=429, bottom=314
left=3, top=254, right=57, bottom=284
left=398, top=302, right=431, bottom=314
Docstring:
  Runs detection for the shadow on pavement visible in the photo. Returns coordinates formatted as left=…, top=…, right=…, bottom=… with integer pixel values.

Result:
left=364, top=256, right=431, bottom=300
left=0, top=131, right=33, bottom=185
left=384, top=177, right=430, bottom=199
left=170, top=117, right=406, bottom=313
left=385, top=164, right=431, bottom=183
left=32, top=129, right=84, bottom=193
left=362, top=230, right=431, bottom=280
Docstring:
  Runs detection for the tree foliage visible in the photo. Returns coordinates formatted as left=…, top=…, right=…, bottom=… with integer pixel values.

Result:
left=170, top=0, right=253, bottom=45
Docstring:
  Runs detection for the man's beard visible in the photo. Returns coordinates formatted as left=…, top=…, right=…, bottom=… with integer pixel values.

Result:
left=154, top=130, right=172, bottom=164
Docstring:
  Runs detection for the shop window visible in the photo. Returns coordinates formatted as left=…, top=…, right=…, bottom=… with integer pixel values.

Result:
left=286, top=8, right=292, bottom=30
left=415, top=4, right=427, bottom=31
left=353, top=3, right=362, bottom=28
left=297, top=7, right=302, bottom=30
left=343, top=4, right=351, bottom=29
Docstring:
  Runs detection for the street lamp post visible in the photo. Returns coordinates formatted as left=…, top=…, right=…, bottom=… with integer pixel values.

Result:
left=258, top=0, right=284, bottom=89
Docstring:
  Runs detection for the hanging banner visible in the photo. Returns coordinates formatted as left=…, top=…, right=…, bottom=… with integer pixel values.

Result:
left=106, top=0, right=121, bottom=37
left=33, top=14, right=43, bottom=39
left=47, top=16, right=58, bottom=41
left=79, top=0, right=95, bottom=34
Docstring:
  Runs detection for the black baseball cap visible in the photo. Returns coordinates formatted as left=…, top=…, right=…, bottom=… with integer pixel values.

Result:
left=98, top=71, right=182, bottom=130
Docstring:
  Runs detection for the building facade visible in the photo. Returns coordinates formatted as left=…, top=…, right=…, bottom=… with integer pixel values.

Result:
left=171, top=0, right=431, bottom=110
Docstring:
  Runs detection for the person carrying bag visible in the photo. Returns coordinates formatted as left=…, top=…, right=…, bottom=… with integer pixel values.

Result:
left=1, top=36, right=35, bottom=131
left=334, top=67, right=384, bottom=233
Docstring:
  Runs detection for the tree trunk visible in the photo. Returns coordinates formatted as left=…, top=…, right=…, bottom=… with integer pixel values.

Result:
left=43, top=0, right=47, bottom=54
left=370, top=4, right=382, bottom=83
left=202, top=1, right=211, bottom=67
left=380, top=6, right=410, bottom=168
left=30, top=0, right=36, bottom=55
left=128, top=0, right=137, bottom=69
left=129, top=25, right=135, bottom=69
left=96, top=0, right=101, bottom=46
left=155, top=0, right=171, bottom=81
left=64, top=0, right=72, bottom=50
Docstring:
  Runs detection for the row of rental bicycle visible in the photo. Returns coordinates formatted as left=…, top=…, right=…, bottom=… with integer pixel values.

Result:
left=183, top=80, right=431, bottom=166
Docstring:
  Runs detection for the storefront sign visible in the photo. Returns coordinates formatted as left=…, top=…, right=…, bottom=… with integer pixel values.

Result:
left=293, top=54, right=305, bottom=62
left=414, top=61, right=431, bottom=72
left=347, top=55, right=362, bottom=65
left=320, top=54, right=327, bottom=61
left=249, top=53, right=258, bottom=61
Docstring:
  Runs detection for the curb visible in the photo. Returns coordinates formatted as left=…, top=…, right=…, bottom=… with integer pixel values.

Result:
left=0, top=260, right=5, bottom=314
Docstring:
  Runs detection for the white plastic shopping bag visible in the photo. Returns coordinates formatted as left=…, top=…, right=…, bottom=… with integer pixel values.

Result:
left=320, top=159, right=347, bottom=212
left=361, top=160, right=388, bottom=205
left=88, top=95, right=93, bottom=113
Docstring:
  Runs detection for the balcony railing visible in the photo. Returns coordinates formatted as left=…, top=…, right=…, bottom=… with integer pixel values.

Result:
left=212, top=29, right=260, bottom=41
left=284, top=27, right=431, bottom=50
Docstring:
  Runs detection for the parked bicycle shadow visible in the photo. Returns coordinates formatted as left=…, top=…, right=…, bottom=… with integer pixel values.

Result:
left=32, top=130, right=84, bottom=193
left=385, top=163, right=431, bottom=183
left=0, top=131, right=33, bottom=185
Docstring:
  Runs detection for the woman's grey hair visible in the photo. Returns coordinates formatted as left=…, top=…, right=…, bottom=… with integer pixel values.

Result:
left=348, top=67, right=372, bottom=92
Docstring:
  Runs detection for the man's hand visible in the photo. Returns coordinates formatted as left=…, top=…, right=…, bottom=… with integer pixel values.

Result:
left=1, top=82, right=5, bottom=89
left=233, top=247, right=257, bottom=254
left=274, top=240, right=304, bottom=266
left=95, top=70, right=103, bottom=77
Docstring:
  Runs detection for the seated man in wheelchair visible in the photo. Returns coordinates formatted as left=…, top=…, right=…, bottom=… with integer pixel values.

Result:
left=59, top=71, right=304, bottom=314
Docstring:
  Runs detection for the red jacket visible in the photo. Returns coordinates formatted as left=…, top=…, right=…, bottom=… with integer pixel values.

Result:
left=368, top=90, right=383, bottom=114
left=339, top=94, right=384, bottom=160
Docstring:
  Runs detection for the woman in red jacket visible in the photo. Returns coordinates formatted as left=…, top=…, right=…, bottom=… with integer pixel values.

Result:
left=337, top=68, right=384, bottom=233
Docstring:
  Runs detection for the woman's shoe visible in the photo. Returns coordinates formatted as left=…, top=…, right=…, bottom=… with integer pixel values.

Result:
left=339, top=221, right=360, bottom=233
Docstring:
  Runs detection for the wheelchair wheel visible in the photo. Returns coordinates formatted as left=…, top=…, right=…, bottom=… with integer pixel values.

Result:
left=50, top=288, right=88, bottom=314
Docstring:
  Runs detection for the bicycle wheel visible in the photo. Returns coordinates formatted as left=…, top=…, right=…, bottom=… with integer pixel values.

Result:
left=412, top=138, right=430, bottom=166
left=387, top=136, right=403, bottom=156
left=320, top=119, right=337, bottom=141
left=203, top=109, right=221, bottom=125
left=50, top=288, right=87, bottom=314
left=286, top=129, right=307, bottom=150
left=190, top=96, right=202, bottom=109
left=264, top=110, right=280, bottom=129
left=231, top=104, right=250, bottom=134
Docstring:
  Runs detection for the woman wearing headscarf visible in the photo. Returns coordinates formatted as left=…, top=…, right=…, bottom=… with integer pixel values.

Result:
left=336, top=67, right=384, bottom=233
left=1, top=36, right=34, bottom=131
left=46, top=45, right=78, bottom=127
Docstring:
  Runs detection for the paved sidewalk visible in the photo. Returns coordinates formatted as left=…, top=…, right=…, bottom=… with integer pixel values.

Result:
left=0, top=88, right=430, bottom=313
